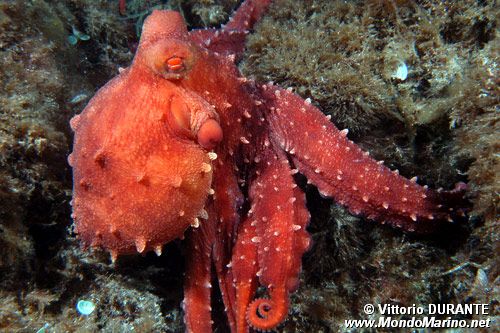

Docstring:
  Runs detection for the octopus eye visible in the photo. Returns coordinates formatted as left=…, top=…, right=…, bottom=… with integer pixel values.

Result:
left=140, top=39, right=196, bottom=80
left=166, top=56, right=185, bottom=73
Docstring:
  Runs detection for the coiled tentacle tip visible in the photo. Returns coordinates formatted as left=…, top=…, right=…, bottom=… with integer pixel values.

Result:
left=246, top=297, right=288, bottom=332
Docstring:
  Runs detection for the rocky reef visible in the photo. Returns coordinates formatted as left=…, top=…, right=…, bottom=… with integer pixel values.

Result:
left=0, top=0, right=497, bottom=332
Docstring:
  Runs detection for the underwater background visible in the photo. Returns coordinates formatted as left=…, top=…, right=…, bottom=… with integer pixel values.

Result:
left=0, top=0, right=498, bottom=332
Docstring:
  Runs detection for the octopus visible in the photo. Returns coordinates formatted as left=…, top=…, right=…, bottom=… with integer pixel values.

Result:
left=69, top=0, right=467, bottom=332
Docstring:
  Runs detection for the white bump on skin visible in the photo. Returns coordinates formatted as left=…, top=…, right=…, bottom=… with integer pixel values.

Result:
left=198, top=209, right=209, bottom=219
left=135, top=237, right=146, bottom=253
left=191, top=218, right=200, bottom=228
left=251, top=236, right=261, bottom=243
left=201, top=163, right=212, bottom=173
left=208, top=152, right=217, bottom=160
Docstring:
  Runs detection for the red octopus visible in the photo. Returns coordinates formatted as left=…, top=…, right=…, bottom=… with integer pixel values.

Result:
left=69, top=0, right=467, bottom=331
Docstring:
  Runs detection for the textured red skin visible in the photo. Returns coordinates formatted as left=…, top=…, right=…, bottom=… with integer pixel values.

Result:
left=69, top=12, right=220, bottom=256
left=70, top=1, right=466, bottom=332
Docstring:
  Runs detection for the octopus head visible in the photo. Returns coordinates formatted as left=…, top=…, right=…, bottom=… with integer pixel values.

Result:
left=134, top=10, right=223, bottom=150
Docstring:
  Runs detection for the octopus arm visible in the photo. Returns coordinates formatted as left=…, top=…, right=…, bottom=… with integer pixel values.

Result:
left=190, top=29, right=249, bottom=60
left=263, top=85, right=466, bottom=233
left=231, top=147, right=310, bottom=332
left=225, top=0, right=272, bottom=31
left=183, top=151, right=244, bottom=333
left=230, top=213, right=259, bottom=333
left=212, top=152, right=245, bottom=332
left=190, top=0, right=272, bottom=60
left=183, top=206, right=216, bottom=333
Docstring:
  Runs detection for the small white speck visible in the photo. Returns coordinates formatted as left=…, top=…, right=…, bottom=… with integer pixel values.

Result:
left=76, top=300, right=96, bottom=315
left=392, top=61, right=408, bottom=81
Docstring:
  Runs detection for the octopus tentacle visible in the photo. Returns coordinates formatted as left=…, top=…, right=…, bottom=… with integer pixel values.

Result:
left=246, top=292, right=286, bottom=332
left=190, top=29, right=249, bottom=60
left=183, top=204, right=216, bottom=333
left=237, top=146, right=310, bottom=331
left=225, top=0, right=272, bottom=31
left=231, top=215, right=260, bottom=333
left=264, top=84, right=466, bottom=233
left=189, top=0, right=272, bottom=59
left=212, top=151, right=245, bottom=332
